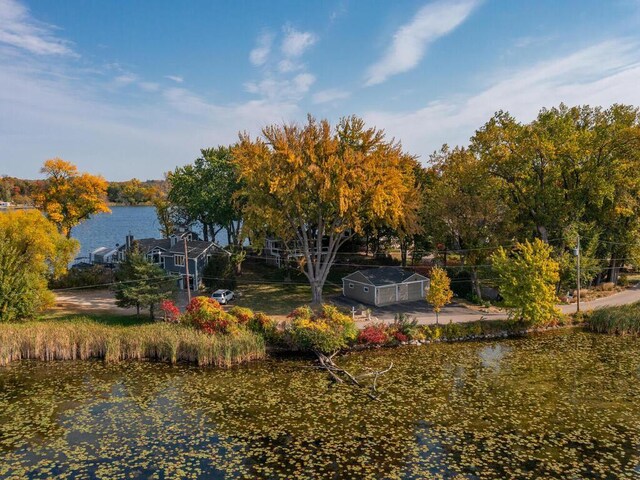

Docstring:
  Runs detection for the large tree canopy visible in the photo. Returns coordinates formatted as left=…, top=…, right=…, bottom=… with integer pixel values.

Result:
left=233, top=115, right=420, bottom=304
left=34, top=158, right=110, bottom=238
left=168, top=146, right=244, bottom=247
left=0, top=210, right=77, bottom=322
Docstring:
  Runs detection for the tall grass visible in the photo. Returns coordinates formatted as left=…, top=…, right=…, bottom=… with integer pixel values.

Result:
left=0, top=319, right=265, bottom=367
left=586, top=302, right=640, bottom=335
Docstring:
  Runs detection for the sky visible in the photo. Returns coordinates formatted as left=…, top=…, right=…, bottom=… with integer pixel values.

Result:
left=1, top=0, right=640, bottom=180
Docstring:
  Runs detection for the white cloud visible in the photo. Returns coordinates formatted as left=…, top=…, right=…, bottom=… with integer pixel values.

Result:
left=281, top=25, right=317, bottom=58
left=165, top=75, right=184, bottom=83
left=138, top=81, right=160, bottom=92
left=249, top=31, right=273, bottom=66
left=312, top=88, right=351, bottom=104
left=364, top=40, right=640, bottom=161
left=113, top=73, right=138, bottom=86
left=0, top=0, right=75, bottom=56
left=365, top=0, right=481, bottom=86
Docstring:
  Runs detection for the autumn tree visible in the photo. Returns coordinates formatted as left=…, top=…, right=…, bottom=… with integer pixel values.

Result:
left=114, top=250, right=176, bottom=319
left=34, top=158, right=110, bottom=238
left=0, top=210, right=77, bottom=321
left=233, top=115, right=420, bottom=304
left=491, top=239, right=560, bottom=324
left=426, top=267, right=453, bottom=325
left=233, top=116, right=415, bottom=304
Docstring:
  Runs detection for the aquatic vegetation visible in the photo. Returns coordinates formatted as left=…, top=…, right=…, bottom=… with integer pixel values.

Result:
left=0, top=318, right=265, bottom=367
left=587, top=301, right=640, bottom=334
left=1, top=331, right=639, bottom=478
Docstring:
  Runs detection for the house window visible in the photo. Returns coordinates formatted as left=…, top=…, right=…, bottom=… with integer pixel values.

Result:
left=349, top=283, right=354, bottom=289
left=363, top=287, right=369, bottom=292
left=174, top=254, right=185, bottom=266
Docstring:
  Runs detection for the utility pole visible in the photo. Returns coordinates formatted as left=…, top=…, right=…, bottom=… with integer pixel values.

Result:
left=184, top=237, right=191, bottom=303
left=576, top=234, right=581, bottom=313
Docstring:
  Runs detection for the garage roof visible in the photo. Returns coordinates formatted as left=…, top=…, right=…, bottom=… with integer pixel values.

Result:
left=343, top=267, right=428, bottom=286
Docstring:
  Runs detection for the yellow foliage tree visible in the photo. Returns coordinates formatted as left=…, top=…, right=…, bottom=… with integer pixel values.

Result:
left=426, top=266, right=453, bottom=325
left=233, top=115, right=420, bottom=304
left=34, top=158, right=110, bottom=238
left=491, top=239, right=561, bottom=324
left=0, top=210, right=78, bottom=321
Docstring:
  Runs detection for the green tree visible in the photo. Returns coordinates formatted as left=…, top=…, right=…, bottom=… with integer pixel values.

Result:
left=233, top=115, right=420, bottom=304
left=169, top=146, right=246, bottom=272
left=491, top=239, right=560, bottom=324
left=426, top=267, right=453, bottom=325
left=425, top=146, right=513, bottom=300
left=114, top=250, right=176, bottom=319
left=0, top=210, right=77, bottom=322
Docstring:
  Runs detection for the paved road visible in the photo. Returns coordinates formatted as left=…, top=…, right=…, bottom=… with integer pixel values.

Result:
left=54, top=285, right=640, bottom=325
left=336, top=284, right=640, bottom=326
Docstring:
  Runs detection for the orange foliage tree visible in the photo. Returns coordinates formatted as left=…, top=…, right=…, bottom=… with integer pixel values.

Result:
left=34, top=158, right=110, bottom=238
left=233, top=115, right=420, bottom=304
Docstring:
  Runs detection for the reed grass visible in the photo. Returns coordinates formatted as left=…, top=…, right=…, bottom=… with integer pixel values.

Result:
left=586, top=302, right=640, bottom=335
left=0, top=318, right=265, bottom=367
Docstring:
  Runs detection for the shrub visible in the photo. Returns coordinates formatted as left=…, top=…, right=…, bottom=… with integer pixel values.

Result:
left=287, top=304, right=357, bottom=353
left=596, top=282, right=615, bottom=292
left=247, top=311, right=278, bottom=340
left=160, top=300, right=180, bottom=323
left=182, top=297, right=237, bottom=335
left=390, top=313, right=419, bottom=338
left=618, top=275, right=630, bottom=287
left=358, top=324, right=389, bottom=345
left=228, top=306, right=254, bottom=325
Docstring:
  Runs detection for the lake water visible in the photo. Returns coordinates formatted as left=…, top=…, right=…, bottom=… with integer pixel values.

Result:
left=71, top=206, right=227, bottom=261
left=1, top=330, right=639, bottom=478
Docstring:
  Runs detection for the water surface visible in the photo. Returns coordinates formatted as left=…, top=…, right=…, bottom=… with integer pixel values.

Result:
left=1, top=330, right=639, bottom=479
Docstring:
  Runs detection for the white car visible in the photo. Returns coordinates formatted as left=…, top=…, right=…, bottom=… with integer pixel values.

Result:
left=211, top=289, right=234, bottom=305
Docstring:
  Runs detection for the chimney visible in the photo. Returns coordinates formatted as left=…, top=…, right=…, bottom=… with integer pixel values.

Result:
left=170, top=235, right=178, bottom=247
left=125, top=234, right=134, bottom=249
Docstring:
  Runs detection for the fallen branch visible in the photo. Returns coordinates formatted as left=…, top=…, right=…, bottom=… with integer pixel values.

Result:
left=313, top=350, right=393, bottom=400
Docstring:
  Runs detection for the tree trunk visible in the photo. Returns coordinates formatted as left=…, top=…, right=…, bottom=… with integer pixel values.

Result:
left=536, top=225, right=549, bottom=243
left=202, top=223, right=209, bottom=242
left=136, top=303, right=140, bottom=317
left=311, top=281, right=324, bottom=306
left=149, top=303, right=155, bottom=320
left=400, top=238, right=408, bottom=267
left=608, top=257, right=620, bottom=284
left=470, top=269, right=482, bottom=301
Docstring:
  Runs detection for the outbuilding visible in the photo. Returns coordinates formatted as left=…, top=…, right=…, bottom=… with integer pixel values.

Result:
left=342, top=267, right=430, bottom=306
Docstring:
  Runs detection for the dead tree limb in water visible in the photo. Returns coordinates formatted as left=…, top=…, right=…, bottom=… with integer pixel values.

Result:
left=313, top=350, right=393, bottom=400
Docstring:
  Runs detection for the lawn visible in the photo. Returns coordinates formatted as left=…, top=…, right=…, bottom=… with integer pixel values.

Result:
left=233, top=283, right=342, bottom=316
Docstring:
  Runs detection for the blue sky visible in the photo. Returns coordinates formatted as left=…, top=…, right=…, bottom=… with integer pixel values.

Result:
left=1, top=0, right=640, bottom=180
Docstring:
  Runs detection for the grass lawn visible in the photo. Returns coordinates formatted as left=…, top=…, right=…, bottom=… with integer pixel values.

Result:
left=41, top=312, right=151, bottom=326
left=233, top=283, right=342, bottom=316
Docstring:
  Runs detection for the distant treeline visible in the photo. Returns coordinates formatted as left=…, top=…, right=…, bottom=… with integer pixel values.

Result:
left=0, top=176, right=167, bottom=206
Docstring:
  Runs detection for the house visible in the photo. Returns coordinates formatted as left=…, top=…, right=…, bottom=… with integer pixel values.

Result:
left=90, top=246, right=119, bottom=265
left=93, top=230, right=228, bottom=291
left=342, top=267, right=430, bottom=306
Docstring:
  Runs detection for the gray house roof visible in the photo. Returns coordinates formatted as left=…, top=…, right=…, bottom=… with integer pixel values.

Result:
left=343, top=267, right=428, bottom=286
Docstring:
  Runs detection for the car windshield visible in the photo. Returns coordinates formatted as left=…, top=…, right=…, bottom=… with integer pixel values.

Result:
left=213, top=293, right=223, bottom=297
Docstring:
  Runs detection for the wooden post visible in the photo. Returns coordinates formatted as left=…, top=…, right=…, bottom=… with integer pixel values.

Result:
left=576, top=234, right=581, bottom=313
left=184, top=238, right=191, bottom=303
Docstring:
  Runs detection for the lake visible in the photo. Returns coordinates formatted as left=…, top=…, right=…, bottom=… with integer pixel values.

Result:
left=1, top=330, right=639, bottom=478
left=71, top=206, right=227, bottom=261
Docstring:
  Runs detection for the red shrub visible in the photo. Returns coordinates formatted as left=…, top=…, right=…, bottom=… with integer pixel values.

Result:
left=393, top=331, right=409, bottom=343
left=183, top=296, right=236, bottom=334
left=160, top=300, right=180, bottom=323
left=358, top=324, right=389, bottom=345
